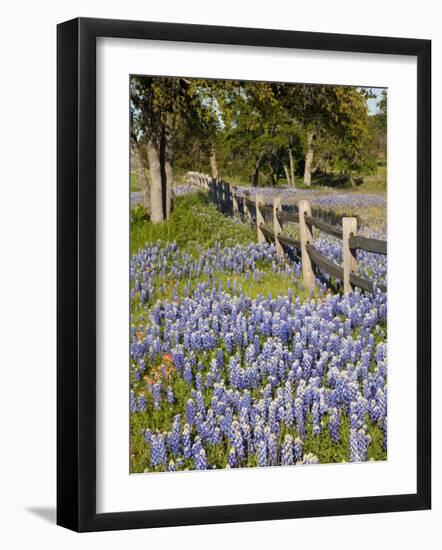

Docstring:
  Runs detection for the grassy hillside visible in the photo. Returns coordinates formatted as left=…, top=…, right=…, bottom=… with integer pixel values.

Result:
left=131, top=192, right=257, bottom=255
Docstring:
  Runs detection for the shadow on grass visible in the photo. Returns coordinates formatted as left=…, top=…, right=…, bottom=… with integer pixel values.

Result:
left=313, top=173, right=363, bottom=189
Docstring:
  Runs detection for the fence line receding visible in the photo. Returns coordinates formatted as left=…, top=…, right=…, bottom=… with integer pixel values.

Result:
left=184, top=172, right=387, bottom=294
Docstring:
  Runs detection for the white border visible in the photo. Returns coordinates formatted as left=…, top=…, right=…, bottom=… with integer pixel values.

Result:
left=96, top=37, right=417, bottom=513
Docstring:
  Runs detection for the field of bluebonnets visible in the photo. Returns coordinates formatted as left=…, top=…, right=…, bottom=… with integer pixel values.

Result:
left=130, top=185, right=387, bottom=473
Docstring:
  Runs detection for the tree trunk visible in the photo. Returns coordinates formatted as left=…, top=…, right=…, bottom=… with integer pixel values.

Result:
left=289, top=149, right=295, bottom=188
left=209, top=147, right=218, bottom=180
left=163, top=123, right=174, bottom=218
left=303, top=131, right=316, bottom=186
left=283, top=164, right=291, bottom=187
left=268, top=166, right=277, bottom=187
left=251, top=152, right=264, bottom=187
left=147, top=138, right=164, bottom=224
left=130, top=140, right=150, bottom=211
left=141, top=170, right=150, bottom=210
left=165, top=161, right=173, bottom=216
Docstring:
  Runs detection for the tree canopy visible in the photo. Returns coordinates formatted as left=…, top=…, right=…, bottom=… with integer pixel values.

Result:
left=130, top=77, right=386, bottom=222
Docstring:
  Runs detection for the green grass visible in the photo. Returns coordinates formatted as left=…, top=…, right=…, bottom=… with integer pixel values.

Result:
left=215, top=267, right=308, bottom=301
left=303, top=164, right=387, bottom=194
left=130, top=262, right=314, bottom=329
left=355, top=172, right=387, bottom=194
left=130, top=172, right=139, bottom=192
left=131, top=191, right=257, bottom=255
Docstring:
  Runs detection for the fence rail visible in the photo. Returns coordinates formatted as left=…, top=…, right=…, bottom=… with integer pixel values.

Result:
left=184, top=172, right=387, bottom=294
left=305, top=215, right=343, bottom=239
left=278, top=211, right=300, bottom=224
left=306, top=243, right=345, bottom=281
left=259, top=224, right=302, bottom=249
left=348, top=235, right=387, bottom=255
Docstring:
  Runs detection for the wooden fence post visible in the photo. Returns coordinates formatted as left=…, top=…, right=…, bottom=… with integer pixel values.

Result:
left=217, top=180, right=222, bottom=207
left=232, top=186, right=239, bottom=216
left=298, top=199, right=315, bottom=292
left=218, top=180, right=223, bottom=208
left=342, top=217, right=358, bottom=294
left=273, top=197, right=284, bottom=257
left=243, top=193, right=251, bottom=225
left=223, top=181, right=229, bottom=210
left=215, top=180, right=220, bottom=206
left=256, top=194, right=265, bottom=243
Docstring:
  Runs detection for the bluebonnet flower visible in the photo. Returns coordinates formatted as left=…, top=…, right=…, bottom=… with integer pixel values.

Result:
left=349, top=428, right=359, bottom=462
left=144, top=428, right=152, bottom=445
left=138, top=393, right=147, bottom=413
left=167, top=386, right=175, bottom=404
left=152, top=382, right=161, bottom=410
left=227, top=447, right=237, bottom=468
left=195, top=448, right=208, bottom=470
left=269, top=400, right=279, bottom=435
left=182, top=423, right=192, bottom=458
left=282, top=435, right=294, bottom=465
left=130, top=391, right=137, bottom=413
left=195, top=390, right=205, bottom=416
left=294, top=397, right=305, bottom=437
left=357, top=426, right=371, bottom=461
left=150, top=433, right=167, bottom=467
left=168, top=414, right=181, bottom=455
left=294, top=437, right=303, bottom=461
left=183, top=361, right=193, bottom=385
left=312, top=402, right=321, bottom=436
left=231, top=421, right=244, bottom=460
left=186, top=399, right=196, bottom=425
left=267, top=432, right=278, bottom=465
left=256, top=440, right=267, bottom=467
left=196, top=372, right=203, bottom=392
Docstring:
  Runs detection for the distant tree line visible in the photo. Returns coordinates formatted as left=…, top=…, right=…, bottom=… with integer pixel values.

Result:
left=131, top=77, right=387, bottom=223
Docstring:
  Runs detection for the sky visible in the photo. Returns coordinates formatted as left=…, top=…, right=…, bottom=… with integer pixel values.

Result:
left=365, top=87, right=386, bottom=115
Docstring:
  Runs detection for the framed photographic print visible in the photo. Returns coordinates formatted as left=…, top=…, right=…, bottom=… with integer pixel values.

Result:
left=57, top=17, right=431, bottom=532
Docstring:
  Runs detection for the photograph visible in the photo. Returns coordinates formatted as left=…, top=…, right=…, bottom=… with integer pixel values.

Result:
left=129, top=76, right=388, bottom=474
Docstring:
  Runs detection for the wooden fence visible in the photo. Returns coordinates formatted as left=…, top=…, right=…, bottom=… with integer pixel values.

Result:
left=184, top=172, right=387, bottom=294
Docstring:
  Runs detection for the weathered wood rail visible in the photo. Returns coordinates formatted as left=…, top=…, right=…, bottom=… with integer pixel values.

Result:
left=184, top=172, right=387, bottom=294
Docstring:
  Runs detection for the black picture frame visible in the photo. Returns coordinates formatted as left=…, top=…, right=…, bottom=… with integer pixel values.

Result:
left=57, top=17, right=431, bottom=532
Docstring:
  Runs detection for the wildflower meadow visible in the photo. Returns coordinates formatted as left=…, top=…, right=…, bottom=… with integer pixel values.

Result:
left=129, top=76, right=387, bottom=474
left=129, top=191, right=387, bottom=473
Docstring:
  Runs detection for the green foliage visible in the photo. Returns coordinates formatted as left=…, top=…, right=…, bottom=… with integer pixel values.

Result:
left=213, top=81, right=304, bottom=185
left=131, top=76, right=214, bottom=137
left=131, top=73, right=387, bottom=201
left=131, top=192, right=256, bottom=255
left=130, top=204, right=149, bottom=225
